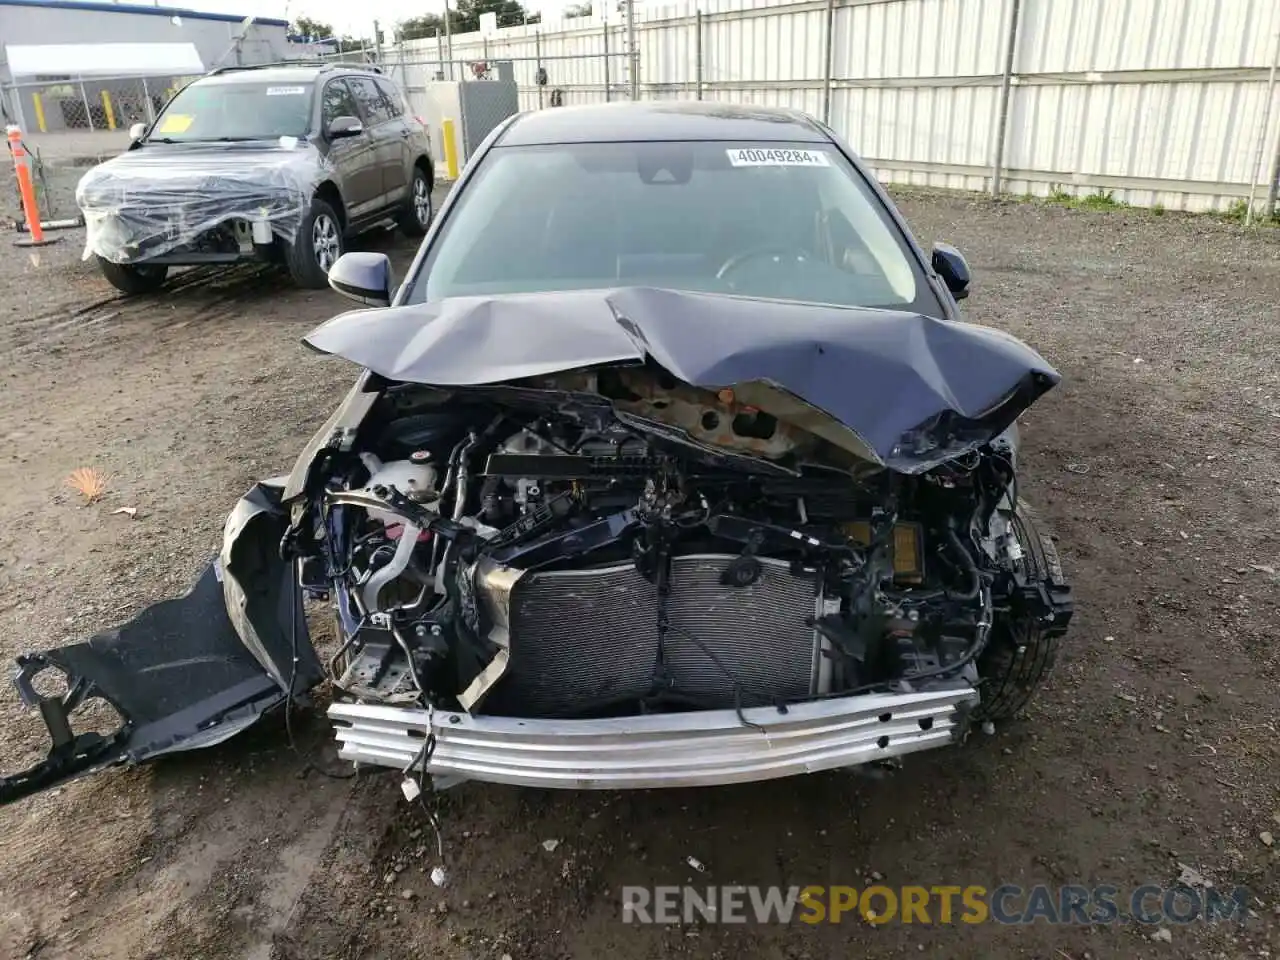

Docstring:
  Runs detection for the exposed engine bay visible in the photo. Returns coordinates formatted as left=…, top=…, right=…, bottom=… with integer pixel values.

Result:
left=285, top=364, right=1072, bottom=722
left=0, top=289, right=1075, bottom=804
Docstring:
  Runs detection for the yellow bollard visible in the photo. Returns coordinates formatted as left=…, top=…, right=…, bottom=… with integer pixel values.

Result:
left=100, top=90, right=116, bottom=130
left=32, top=93, right=46, bottom=133
left=442, top=118, right=460, bottom=180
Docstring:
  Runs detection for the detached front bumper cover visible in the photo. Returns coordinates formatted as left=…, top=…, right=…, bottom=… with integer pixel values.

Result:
left=0, top=482, right=322, bottom=807
left=330, top=685, right=980, bottom=790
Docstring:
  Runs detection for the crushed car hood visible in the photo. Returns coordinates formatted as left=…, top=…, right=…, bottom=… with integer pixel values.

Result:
left=303, top=287, right=1061, bottom=473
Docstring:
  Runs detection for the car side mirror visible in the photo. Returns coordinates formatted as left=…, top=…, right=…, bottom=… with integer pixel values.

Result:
left=327, top=115, right=363, bottom=139
left=328, top=251, right=393, bottom=307
left=931, top=243, right=970, bottom=300
left=128, top=122, right=148, bottom=142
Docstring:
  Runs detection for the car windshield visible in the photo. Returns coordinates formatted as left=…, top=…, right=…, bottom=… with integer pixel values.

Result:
left=147, top=80, right=313, bottom=142
left=409, top=140, right=938, bottom=314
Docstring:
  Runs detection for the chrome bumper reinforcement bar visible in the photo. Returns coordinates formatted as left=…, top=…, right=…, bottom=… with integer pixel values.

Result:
left=329, top=685, right=979, bottom=790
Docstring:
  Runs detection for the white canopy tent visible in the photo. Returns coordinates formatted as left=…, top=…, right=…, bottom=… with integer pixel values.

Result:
left=5, top=41, right=204, bottom=79
left=3, top=42, right=205, bottom=135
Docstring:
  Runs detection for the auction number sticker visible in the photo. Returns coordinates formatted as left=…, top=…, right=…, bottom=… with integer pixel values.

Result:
left=157, top=113, right=194, bottom=134
left=266, top=86, right=308, bottom=96
left=726, top=147, right=830, bottom=167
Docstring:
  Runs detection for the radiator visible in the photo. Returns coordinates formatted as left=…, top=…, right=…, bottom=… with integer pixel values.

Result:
left=481, top=553, right=828, bottom=717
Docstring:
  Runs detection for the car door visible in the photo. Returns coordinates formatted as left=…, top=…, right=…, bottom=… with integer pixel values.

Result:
left=374, top=77, right=415, bottom=200
left=346, top=76, right=403, bottom=211
left=320, top=78, right=380, bottom=220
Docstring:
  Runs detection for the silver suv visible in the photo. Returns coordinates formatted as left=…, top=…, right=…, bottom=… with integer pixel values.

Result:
left=75, top=61, right=435, bottom=293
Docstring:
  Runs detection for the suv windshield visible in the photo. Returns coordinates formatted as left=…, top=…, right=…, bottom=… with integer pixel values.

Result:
left=409, top=140, right=939, bottom=315
left=148, top=79, right=314, bottom=142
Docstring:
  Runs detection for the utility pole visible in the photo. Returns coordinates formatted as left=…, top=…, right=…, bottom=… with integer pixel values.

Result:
left=625, top=0, right=638, bottom=100
left=443, top=0, right=455, bottom=80
left=1249, top=27, right=1280, bottom=224
left=990, top=0, right=1022, bottom=197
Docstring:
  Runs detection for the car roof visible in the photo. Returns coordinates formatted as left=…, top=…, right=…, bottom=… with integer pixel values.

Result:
left=198, top=67, right=325, bottom=85
left=497, top=101, right=830, bottom=146
left=196, top=64, right=385, bottom=86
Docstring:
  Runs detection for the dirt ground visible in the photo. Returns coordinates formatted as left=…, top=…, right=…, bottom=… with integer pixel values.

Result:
left=0, top=188, right=1276, bottom=960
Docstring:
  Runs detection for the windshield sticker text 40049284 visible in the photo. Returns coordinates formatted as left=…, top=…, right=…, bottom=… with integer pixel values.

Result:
left=726, top=148, right=831, bottom=167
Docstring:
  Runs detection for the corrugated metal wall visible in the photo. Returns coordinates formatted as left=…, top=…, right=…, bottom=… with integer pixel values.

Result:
left=392, top=0, right=1280, bottom=211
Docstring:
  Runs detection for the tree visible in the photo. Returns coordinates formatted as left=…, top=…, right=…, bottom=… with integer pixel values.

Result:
left=399, top=0, right=533, bottom=38
left=563, top=2, right=592, bottom=16
left=290, top=15, right=373, bottom=53
left=398, top=13, right=450, bottom=40
left=289, top=16, right=335, bottom=41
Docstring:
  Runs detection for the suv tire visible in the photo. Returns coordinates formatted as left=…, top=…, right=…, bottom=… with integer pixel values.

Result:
left=97, top=257, right=168, bottom=295
left=287, top=197, right=345, bottom=289
left=397, top=166, right=433, bottom=238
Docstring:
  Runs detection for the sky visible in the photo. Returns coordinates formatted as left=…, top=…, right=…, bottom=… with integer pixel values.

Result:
left=136, top=0, right=572, bottom=36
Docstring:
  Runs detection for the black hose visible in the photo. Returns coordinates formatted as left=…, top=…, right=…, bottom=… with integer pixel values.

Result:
left=944, top=528, right=981, bottom=601
left=438, top=436, right=470, bottom=509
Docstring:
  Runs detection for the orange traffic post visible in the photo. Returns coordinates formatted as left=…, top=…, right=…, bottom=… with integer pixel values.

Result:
left=7, top=126, right=58, bottom=248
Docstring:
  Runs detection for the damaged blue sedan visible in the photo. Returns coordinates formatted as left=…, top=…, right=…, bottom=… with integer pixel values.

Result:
left=1, top=101, right=1072, bottom=803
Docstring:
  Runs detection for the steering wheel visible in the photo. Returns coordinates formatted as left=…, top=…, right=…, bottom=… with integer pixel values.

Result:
left=715, top=245, right=813, bottom=282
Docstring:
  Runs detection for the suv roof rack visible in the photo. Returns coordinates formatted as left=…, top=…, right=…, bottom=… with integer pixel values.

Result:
left=208, top=60, right=382, bottom=76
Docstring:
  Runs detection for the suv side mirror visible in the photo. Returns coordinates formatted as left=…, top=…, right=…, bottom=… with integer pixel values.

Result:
left=128, top=122, right=148, bottom=142
left=931, top=243, right=970, bottom=300
left=328, top=115, right=363, bottom=139
left=328, top=251, right=393, bottom=307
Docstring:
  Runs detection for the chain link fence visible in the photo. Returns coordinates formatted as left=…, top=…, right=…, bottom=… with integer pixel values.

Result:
left=317, top=0, right=1280, bottom=215
left=0, top=73, right=203, bottom=224
left=396, top=54, right=636, bottom=112
left=4, top=73, right=200, bottom=135
left=315, top=44, right=635, bottom=109
left=5, top=0, right=1275, bottom=214
left=3, top=135, right=61, bottom=221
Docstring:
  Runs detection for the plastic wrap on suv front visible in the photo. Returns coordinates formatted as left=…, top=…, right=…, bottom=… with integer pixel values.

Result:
left=76, top=143, right=328, bottom=265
